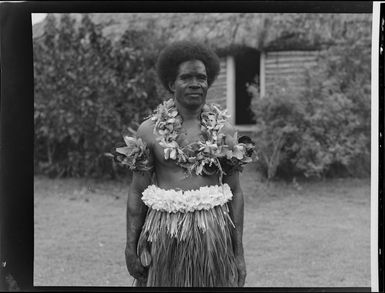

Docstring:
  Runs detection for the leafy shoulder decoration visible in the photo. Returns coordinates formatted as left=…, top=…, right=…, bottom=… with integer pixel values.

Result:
left=112, top=98, right=256, bottom=182
left=113, top=128, right=154, bottom=173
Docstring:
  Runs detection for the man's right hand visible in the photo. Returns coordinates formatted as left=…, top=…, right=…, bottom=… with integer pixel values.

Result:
left=125, top=247, right=147, bottom=282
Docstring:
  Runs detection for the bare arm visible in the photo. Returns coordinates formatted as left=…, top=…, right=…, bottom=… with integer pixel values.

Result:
left=221, top=121, right=245, bottom=253
left=223, top=171, right=244, bottom=256
left=125, top=170, right=152, bottom=281
left=126, top=172, right=151, bottom=252
left=124, top=120, right=154, bottom=281
left=223, top=171, right=246, bottom=287
left=223, top=172, right=246, bottom=287
left=221, top=121, right=247, bottom=286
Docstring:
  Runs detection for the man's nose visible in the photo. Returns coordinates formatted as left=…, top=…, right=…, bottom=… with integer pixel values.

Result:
left=188, top=78, right=200, bottom=88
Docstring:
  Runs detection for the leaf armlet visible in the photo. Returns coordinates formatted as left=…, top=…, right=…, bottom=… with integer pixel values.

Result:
left=220, top=135, right=257, bottom=175
left=113, top=136, right=154, bottom=173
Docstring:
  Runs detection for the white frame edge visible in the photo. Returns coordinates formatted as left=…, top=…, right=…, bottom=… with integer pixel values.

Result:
left=371, top=2, right=381, bottom=292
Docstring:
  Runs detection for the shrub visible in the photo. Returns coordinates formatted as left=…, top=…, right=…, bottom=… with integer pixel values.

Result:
left=34, top=14, right=164, bottom=178
left=251, top=39, right=370, bottom=180
left=251, top=81, right=306, bottom=180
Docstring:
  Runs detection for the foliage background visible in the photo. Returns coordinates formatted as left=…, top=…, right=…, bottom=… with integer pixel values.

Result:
left=33, top=13, right=372, bottom=180
left=250, top=18, right=371, bottom=180
left=34, top=14, right=167, bottom=178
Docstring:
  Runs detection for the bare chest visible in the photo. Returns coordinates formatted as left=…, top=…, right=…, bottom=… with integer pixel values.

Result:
left=178, top=125, right=203, bottom=147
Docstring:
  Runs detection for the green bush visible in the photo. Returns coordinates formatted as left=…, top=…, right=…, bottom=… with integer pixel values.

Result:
left=34, top=14, right=165, bottom=178
left=251, top=38, right=371, bottom=180
left=251, top=81, right=306, bottom=180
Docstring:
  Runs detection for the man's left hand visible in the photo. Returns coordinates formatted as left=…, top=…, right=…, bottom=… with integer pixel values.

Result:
left=235, top=253, right=247, bottom=287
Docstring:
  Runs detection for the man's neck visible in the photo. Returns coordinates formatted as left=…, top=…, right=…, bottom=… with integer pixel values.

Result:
left=174, top=99, right=202, bottom=122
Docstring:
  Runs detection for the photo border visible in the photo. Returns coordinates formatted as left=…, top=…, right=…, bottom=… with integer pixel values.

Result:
left=0, top=1, right=380, bottom=291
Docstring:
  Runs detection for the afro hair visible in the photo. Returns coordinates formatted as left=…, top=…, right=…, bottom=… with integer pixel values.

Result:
left=156, top=41, right=220, bottom=93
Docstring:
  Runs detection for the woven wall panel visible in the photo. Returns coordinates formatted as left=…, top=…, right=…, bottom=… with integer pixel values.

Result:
left=265, top=50, right=319, bottom=94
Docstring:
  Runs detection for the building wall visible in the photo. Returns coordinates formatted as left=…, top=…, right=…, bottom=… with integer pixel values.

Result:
left=206, top=58, right=227, bottom=109
left=263, top=50, right=319, bottom=95
left=206, top=51, right=319, bottom=133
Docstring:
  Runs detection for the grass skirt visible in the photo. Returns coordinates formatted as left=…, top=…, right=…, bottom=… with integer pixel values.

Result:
left=136, top=185, right=238, bottom=287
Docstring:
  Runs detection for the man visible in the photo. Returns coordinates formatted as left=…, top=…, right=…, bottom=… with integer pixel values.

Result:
left=116, top=41, right=254, bottom=287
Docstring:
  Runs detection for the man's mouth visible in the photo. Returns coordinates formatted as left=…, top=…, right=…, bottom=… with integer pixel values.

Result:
left=186, top=93, right=202, bottom=97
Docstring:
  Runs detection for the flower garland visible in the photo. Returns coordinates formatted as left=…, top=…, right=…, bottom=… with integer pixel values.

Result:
left=150, top=98, right=255, bottom=182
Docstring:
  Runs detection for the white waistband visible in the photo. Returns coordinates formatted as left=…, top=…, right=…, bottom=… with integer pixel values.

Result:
left=141, top=184, right=233, bottom=213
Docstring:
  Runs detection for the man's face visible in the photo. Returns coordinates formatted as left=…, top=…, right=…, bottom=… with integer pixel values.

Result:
left=169, top=59, right=208, bottom=110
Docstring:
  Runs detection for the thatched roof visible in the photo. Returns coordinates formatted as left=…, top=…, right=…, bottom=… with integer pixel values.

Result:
left=33, top=13, right=372, bottom=53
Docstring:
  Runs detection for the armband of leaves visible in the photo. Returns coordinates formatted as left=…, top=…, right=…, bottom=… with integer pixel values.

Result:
left=220, top=135, right=256, bottom=175
left=114, top=135, right=154, bottom=173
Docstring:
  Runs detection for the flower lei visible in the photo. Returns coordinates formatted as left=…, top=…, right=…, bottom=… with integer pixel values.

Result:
left=150, top=98, right=255, bottom=183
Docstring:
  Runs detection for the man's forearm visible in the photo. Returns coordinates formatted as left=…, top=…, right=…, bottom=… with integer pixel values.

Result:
left=126, top=187, right=148, bottom=253
left=229, top=190, right=245, bottom=255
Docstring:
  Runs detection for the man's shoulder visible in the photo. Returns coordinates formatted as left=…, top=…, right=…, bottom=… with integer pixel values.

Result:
left=136, top=118, right=155, bottom=143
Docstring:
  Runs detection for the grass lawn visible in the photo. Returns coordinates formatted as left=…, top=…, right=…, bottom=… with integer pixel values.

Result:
left=34, top=164, right=370, bottom=287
